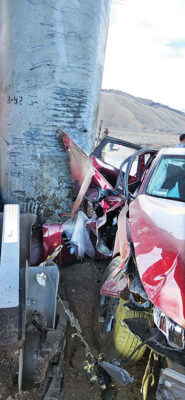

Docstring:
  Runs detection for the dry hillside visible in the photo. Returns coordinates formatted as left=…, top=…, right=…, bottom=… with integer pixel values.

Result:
left=98, top=89, right=185, bottom=133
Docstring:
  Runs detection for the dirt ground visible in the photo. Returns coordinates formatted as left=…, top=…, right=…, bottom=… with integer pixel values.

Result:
left=0, top=130, right=178, bottom=399
left=61, top=259, right=155, bottom=400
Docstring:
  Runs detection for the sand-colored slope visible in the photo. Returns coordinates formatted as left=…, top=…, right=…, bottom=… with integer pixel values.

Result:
left=98, top=90, right=185, bottom=132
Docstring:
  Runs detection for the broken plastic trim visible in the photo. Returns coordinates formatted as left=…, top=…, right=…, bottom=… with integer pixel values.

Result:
left=123, top=244, right=149, bottom=301
left=123, top=319, right=185, bottom=367
left=100, top=361, right=134, bottom=386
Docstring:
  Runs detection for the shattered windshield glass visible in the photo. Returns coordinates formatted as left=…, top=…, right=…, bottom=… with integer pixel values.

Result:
left=146, top=156, right=185, bottom=202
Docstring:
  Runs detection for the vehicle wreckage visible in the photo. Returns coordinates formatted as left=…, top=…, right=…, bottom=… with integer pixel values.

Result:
left=56, top=134, right=185, bottom=399
left=47, top=133, right=185, bottom=398
left=0, top=133, right=144, bottom=398
left=0, top=132, right=185, bottom=399
left=96, top=146, right=185, bottom=399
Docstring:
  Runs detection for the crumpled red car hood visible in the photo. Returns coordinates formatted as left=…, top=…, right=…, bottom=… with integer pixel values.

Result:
left=129, top=194, right=185, bottom=328
left=63, top=132, right=119, bottom=192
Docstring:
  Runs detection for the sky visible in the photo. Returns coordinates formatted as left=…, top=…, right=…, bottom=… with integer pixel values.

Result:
left=102, top=0, right=185, bottom=111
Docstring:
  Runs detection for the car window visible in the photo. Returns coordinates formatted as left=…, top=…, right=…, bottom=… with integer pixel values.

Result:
left=116, top=151, right=155, bottom=194
left=116, top=154, right=140, bottom=193
left=102, top=143, right=137, bottom=169
left=120, top=157, right=138, bottom=176
left=146, top=156, right=185, bottom=201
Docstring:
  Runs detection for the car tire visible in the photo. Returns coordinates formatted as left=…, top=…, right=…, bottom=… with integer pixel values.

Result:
left=96, top=256, right=146, bottom=363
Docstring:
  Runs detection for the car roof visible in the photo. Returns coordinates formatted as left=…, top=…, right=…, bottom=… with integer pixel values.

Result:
left=158, top=147, right=185, bottom=156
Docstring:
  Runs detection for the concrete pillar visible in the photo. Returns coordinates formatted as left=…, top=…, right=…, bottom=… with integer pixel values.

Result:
left=0, top=0, right=111, bottom=220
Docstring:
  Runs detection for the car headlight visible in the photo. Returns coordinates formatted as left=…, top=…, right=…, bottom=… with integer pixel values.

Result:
left=153, top=306, right=185, bottom=350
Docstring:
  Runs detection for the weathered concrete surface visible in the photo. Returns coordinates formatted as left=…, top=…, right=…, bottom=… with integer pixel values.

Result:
left=0, top=0, right=111, bottom=220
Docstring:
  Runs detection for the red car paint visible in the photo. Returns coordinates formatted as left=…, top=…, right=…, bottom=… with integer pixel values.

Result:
left=101, top=147, right=185, bottom=331
left=42, top=223, right=75, bottom=266
left=63, top=131, right=121, bottom=193
left=129, top=194, right=185, bottom=328
left=100, top=202, right=130, bottom=297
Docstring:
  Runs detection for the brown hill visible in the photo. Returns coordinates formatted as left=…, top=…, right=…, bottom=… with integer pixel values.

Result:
left=98, top=90, right=185, bottom=133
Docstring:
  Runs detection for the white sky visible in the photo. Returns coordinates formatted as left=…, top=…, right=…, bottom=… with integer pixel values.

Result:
left=102, top=0, right=185, bottom=111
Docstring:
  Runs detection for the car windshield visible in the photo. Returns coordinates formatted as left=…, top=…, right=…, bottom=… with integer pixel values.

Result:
left=102, top=144, right=137, bottom=169
left=91, top=137, right=141, bottom=169
left=146, top=156, right=185, bottom=202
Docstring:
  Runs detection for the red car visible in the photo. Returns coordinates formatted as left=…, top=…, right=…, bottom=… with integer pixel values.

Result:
left=31, top=133, right=185, bottom=396
left=98, top=147, right=185, bottom=396
left=37, top=132, right=156, bottom=265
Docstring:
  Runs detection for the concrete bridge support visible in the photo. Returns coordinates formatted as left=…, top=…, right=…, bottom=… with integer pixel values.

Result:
left=0, top=0, right=111, bottom=219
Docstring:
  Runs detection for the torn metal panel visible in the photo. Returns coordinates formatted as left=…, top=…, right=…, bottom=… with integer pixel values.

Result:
left=156, top=368, right=185, bottom=400
left=36, top=135, right=157, bottom=266
left=100, top=266, right=128, bottom=298
left=57, top=132, right=134, bottom=260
